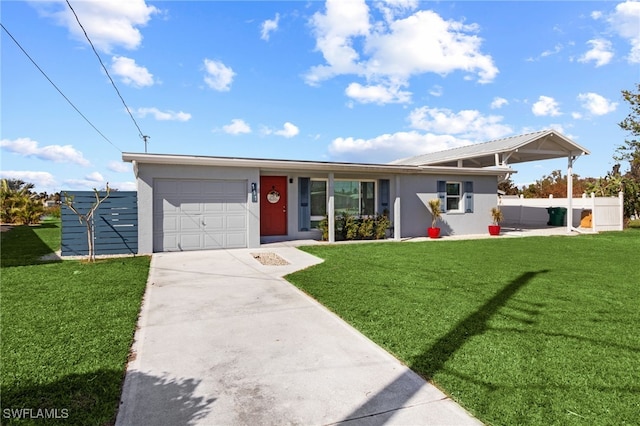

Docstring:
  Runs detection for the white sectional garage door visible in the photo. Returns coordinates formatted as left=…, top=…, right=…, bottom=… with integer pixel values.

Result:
left=153, top=179, right=247, bottom=252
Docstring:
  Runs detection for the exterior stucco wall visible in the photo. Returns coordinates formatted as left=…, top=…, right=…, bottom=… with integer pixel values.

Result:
left=135, top=161, right=499, bottom=251
left=136, top=163, right=260, bottom=253
left=398, top=174, right=498, bottom=237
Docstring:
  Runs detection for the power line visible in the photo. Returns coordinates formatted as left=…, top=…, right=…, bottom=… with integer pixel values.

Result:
left=1, top=22, right=122, bottom=153
left=65, top=0, right=150, bottom=152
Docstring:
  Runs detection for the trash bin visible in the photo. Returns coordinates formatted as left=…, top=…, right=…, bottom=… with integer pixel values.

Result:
left=546, top=207, right=567, bottom=226
left=580, top=210, right=592, bottom=228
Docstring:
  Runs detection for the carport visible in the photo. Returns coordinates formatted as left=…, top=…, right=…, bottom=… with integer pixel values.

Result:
left=392, top=129, right=591, bottom=232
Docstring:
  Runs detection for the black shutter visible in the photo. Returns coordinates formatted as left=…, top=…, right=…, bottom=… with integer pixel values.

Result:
left=464, top=181, right=474, bottom=213
left=437, top=180, right=446, bottom=213
left=299, top=178, right=310, bottom=231
left=379, top=179, right=390, bottom=214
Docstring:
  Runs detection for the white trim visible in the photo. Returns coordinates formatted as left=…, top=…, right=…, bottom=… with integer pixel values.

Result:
left=328, top=173, right=335, bottom=243
left=122, top=152, right=512, bottom=176
left=445, top=181, right=463, bottom=214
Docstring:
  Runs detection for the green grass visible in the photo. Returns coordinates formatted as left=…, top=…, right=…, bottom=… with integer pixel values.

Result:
left=287, top=231, right=640, bottom=425
left=1, top=217, right=62, bottom=267
left=1, top=219, right=150, bottom=425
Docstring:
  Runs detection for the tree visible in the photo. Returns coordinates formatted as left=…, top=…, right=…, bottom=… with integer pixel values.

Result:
left=0, top=179, right=44, bottom=225
left=605, top=84, right=640, bottom=220
left=585, top=165, right=640, bottom=220
left=617, top=83, right=640, bottom=176
left=498, top=177, right=519, bottom=195
left=521, top=170, right=589, bottom=198
left=64, top=185, right=110, bottom=262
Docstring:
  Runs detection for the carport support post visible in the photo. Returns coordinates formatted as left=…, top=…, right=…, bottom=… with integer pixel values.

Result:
left=567, top=154, right=575, bottom=233
left=328, top=172, right=335, bottom=243
left=394, top=177, right=401, bottom=240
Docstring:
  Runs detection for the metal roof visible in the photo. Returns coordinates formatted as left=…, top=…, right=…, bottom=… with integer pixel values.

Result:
left=121, top=152, right=513, bottom=176
left=391, top=129, right=590, bottom=167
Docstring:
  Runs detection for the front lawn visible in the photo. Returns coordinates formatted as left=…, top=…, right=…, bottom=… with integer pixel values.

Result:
left=1, top=220, right=150, bottom=425
left=287, top=231, right=640, bottom=425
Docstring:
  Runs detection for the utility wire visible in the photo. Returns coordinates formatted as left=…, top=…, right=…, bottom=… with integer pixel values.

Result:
left=1, top=22, right=122, bottom=153
left=65, top=0, right=149, bottom=151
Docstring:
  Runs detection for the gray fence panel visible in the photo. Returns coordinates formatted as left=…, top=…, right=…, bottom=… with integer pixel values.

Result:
left=61, top=191, right=138, bottom=256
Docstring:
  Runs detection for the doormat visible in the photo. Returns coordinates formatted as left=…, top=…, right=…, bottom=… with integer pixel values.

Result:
left=251, top=252, right=290, bottom=266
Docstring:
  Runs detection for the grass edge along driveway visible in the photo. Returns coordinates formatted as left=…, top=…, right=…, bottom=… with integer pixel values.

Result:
left=1, top=220, right=151, bottom=425
left=286, top=231, right=640, bottom=426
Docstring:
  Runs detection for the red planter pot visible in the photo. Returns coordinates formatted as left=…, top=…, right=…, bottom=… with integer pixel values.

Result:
left=488, top=225, right=501, bottom=236
left=428, top=227, right=441, bottom=239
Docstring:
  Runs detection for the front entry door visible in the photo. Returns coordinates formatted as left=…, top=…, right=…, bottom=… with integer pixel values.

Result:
left=260, top=176, right=287, bottom=236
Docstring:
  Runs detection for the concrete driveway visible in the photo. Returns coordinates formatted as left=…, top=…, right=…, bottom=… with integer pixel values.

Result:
left=116, top=247, right=481, bottom=425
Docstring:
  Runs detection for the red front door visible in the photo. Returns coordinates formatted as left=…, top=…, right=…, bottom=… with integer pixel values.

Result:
left=260, top=176, right=287, bottom=236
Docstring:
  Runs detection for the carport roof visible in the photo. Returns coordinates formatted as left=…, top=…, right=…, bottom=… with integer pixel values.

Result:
left=391, top=129, right=590, bottom=168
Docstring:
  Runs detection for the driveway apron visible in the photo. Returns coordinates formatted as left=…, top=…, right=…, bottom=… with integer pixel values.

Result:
left=116, top=248, right=481, bottom=426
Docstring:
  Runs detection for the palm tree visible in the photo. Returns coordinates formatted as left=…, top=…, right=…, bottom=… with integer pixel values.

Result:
left=1, top=179, right=43, bottom=224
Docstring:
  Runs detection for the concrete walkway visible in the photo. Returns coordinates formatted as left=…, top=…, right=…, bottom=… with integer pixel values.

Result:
left=117, top=247, right=481, bottom=425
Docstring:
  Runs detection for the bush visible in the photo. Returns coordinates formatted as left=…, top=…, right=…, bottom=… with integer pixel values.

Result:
left=44, top=205, right=61, bottom=219
left=321, top=213, right=392, bottom=241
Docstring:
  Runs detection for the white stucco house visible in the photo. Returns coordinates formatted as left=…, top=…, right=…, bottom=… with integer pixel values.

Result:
left=122, top=129, right=589, bottom=253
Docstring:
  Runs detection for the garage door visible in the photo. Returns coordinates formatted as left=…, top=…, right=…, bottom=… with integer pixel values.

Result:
left=153, top=179, right=247, bottom=251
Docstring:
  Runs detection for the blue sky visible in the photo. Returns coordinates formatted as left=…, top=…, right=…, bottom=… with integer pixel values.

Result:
left=2, top=0, right=639, bottom=194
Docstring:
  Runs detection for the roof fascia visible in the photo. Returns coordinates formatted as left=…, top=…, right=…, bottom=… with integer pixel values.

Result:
left=122, top=152, right=512, bottom=176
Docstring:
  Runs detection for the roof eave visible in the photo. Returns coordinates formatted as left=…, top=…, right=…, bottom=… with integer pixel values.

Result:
left=122, top=152, right=513, bottom=176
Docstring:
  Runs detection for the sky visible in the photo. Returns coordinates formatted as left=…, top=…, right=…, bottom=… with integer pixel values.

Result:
left=1, top=0, right=639, bottom=194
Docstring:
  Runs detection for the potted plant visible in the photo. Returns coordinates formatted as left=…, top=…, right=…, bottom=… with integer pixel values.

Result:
left=427, top=198, right=442, bottom=238
left=489, top=206, right=504, bottom=236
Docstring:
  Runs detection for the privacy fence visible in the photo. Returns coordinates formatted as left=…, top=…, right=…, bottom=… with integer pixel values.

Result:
left=500, top=192, right=624, bottom=232
left=61, top=191, right=138, bottom=256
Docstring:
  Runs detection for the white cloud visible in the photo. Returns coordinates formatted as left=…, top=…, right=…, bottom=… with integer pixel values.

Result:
left=572, top=112, right=583, bottom=119
left=111, top=181, right=137, bottom=191
left=275, top=122, right=300, bottom=138
left=223, top=119, right=252, bottom=135
left=305, top=0, right=497, bottom=104
left=135, top=107, right=191, bottom=121
left=1, top=137, right=90, bottom=166
left=305, top=0, right=371, bottom=85
left=63, top=179, right=103, bottom=190
left=591, top=10, right=603, bottom=20
left=429, top=85, right=443, bottom=97
left=345, top=82, right=411, bottom=104
left=368, top=10, right=498, bottom=84
left=328, top=104, right=516, bottom=163
left=111, top=56, right=154, bottom=87
left=375, top=0, right=419, bottom=22
left=607, top=0, right=640, bottom=63
left=0, top=170, right=56, bottom=192
left=203, top=59, right=235, bottom=91
left=490, top=97, right=508, bottom=109
left=261, top=13, right=280, bottom=41
left=541, top=44, right=563, bottom=58
left=329, top=131, right=469, bottom=163
left=63, top=171, right=107, bottom=189
left=108, top=161, right=131, bottom=173
left=532, top=96, right=561, bottom=117
left=408, top=106, right=513, bottom=141
left=577, top=92, right=618, bottom=115
left=578, top=39, right=614, bottom=67
left=85, top=172, right=104, bottom=183
left=34, top=0, right=158, bottom=53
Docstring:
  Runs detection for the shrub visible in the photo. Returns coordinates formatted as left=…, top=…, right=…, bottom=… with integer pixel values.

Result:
left=44, top=205, right=61, bottom=219
left=358, top=217, right=374, bottom=239
left=375, top=213, right=391, bottom=239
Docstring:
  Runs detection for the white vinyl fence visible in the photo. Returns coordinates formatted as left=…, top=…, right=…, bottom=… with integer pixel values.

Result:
left=500, top=192, right=624, bottom=232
